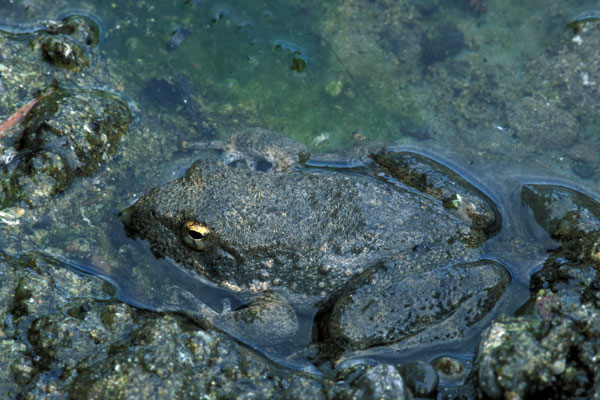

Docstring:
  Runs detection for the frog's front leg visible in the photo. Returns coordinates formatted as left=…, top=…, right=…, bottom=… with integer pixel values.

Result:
left=168, top=289, right=298, bottom=346
left=211, top=291, right=299, bottom=346
left=180, top=127, right=310, bottom=172
left=327, top=261, right=511, bottom=351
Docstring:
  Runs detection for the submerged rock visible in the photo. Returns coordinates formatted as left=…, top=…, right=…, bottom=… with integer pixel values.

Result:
left=509, top=97, right=579, bottom=150
left=396, top=360, right=439, bottom=397
left=39, top=36, right=89, bottom=70
left=420, top=23, right=465, bottom=66
left=0, top=86, right=131, bottom=207
left=330, top=364, right=409, bottom=400
left=0, top=252, right=326, bottom=399
left=166, top=27, right=191, bottom=52
left=44, top=14, right=101, bottom=48
left=521, top=184, right=600, bottom=240
left=529, top=19, right=600, bottom=120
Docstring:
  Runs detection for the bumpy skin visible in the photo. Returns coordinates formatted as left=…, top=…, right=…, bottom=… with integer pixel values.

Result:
left=370, top=151, right=501, bottom=243
left=329, top=260, right=510, bottom=350
left=122, top=144, right=509, bottom=350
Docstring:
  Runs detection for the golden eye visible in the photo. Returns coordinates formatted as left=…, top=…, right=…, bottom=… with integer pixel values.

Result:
left=182, top=221, right=213, bottom=251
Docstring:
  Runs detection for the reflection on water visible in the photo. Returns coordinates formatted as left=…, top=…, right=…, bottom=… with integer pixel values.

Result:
left=0, top=0, right=599, bottom=371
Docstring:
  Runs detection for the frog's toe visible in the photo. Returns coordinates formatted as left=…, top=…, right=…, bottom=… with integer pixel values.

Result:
left=213, top=291, right=299, bottom=346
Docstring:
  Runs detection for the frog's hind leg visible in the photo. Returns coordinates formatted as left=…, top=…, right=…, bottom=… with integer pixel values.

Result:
left=328, top=260, right=511, bottom=352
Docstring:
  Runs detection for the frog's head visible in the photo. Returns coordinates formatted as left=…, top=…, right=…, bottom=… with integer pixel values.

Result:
left=121, top=159, right=324, bottom=296
left=120, top=161, right=244, bottom=285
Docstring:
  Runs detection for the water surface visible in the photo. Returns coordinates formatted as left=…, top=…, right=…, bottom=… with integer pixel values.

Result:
left=0, top=0, right=598, bottom=370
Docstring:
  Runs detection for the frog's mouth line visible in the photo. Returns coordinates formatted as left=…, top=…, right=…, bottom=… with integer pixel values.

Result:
left=215, top=243, right=243, bottom=266
left=180, top=241, right=243, bottom=283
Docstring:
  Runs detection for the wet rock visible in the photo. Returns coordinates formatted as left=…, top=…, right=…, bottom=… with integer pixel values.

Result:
left=509, top=96, right=579, bottom=150
left=69, top=317, right=283, bottom=399
left=473, top=184, right=600, bottom=399
left=530, top=257, right=597, bottom=308
left=396, top=360, right=438, bottom=397
left=0, top=253, right=118, bottom=398
left=33, top=14, right=100, bottom=71
left=40, top=36, right=88, bottom=70
left=332, top=362, right=373, bottom=389
left=351, top=364, right=408, bottom=400
left=0, top=86, right=131, bottom=207
left=213, top=291, right=299, bottom=346
left=44, top=15, right=101, bottom=48
left=329, top=362, right=412, bottom=399
left=0, top=338, right=31, bottom=398
left=521, top=184, right=600, bottom=256
left=474, top=293, right=600, bottom=400
left=522, top=183, right=600, bottom=307
left=0, top=252, right=326, bottom=399
left=433, top=356, right=468, bottom=385
left=274, top=379, right=325, bottom=400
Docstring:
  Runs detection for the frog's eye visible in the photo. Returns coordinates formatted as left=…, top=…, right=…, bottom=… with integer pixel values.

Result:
left=182, top=221, right=213, bottom=251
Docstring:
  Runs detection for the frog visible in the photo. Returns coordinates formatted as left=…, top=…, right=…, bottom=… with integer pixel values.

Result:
left=120, top=128, right=511, bottom=357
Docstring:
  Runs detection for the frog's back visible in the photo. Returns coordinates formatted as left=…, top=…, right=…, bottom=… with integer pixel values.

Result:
left=183, top=161, right=467, bottom=247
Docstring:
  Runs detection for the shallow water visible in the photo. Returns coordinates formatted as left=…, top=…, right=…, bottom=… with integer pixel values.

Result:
left=0, top=0, right=599, bottom=372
